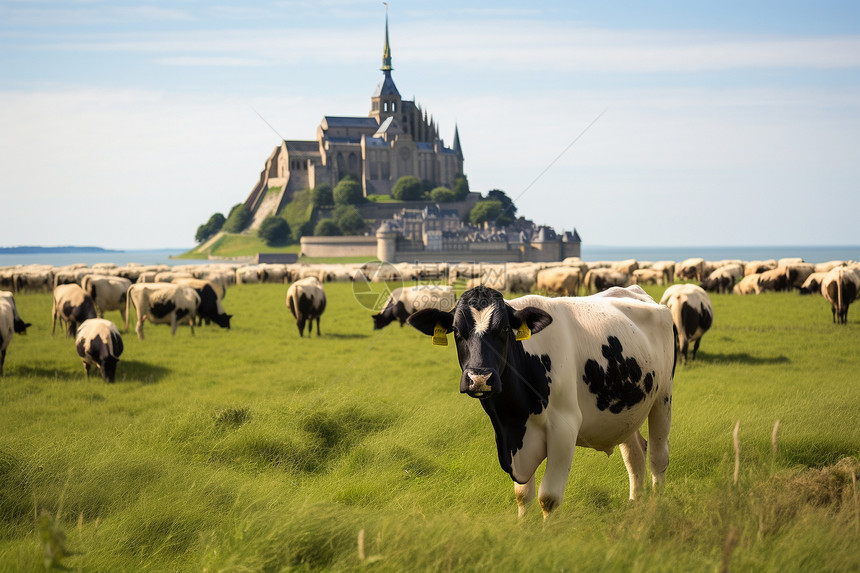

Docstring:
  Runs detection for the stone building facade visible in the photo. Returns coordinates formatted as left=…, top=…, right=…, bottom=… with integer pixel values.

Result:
left=244, top=11, right=464, bottom=228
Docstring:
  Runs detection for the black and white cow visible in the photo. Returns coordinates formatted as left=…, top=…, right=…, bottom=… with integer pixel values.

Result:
left=75, top=318, right=124, bottom=382
left=821, top=267, right=860, bottom=324
left=286, top=277, right=326, bottom=337
left=0, top=291, right=31, bottom=335
left=408, top=285, right=675, bottom=518
left=0, top=295, right=29, bottom=376
left=126, top=283, right=201, bottom=340
left=81, top=275, right=133, bottom=325
left=173, top=278, right=232, bottom=328
left=659, top=284, right=713, bottom=363
left=52, top=284, right=98, bottom=338
left=372, top=285, right=455, bottom=330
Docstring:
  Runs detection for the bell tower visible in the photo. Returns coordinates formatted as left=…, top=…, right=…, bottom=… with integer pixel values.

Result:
left=370, top=6, right=402, bottom=124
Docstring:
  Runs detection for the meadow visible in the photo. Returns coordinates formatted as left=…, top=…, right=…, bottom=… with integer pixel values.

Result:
left=1, top=280, right=859, bottom=571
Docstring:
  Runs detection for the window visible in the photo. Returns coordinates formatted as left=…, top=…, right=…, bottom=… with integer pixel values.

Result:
left=383, top=102, right=388, bottom=112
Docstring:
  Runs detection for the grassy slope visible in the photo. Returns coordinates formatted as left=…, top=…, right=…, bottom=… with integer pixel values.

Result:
left=0, top=284, right=858, bottom=571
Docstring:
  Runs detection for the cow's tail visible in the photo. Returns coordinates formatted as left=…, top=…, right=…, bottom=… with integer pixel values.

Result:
left=124, top=284, right=133, bottom=332
left=837, top=267, right=844, bottom=322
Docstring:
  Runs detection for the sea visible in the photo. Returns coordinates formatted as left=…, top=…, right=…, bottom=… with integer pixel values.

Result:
left=0, top=245, right=858, bottom=268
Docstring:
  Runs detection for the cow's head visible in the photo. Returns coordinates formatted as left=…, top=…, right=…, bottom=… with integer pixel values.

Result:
left=214, top=313, right=233, bottom=329
left=408, top=286, right=552, bottom=399
left=371, top=312, right=390, bottom=330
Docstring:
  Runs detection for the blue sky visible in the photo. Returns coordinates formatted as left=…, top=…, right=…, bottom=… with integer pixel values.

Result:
left=2, top=1, right=859, bottom=250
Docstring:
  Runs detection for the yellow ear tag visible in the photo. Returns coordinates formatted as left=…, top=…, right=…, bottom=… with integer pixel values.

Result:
left=515, top=323, right=531, bottom=341
left=432, top=324, right=448, bottom=346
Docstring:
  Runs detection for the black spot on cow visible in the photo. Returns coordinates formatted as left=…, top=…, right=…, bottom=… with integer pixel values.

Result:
left=150, top=300, right=176, bottom=319
left=483, top=350, right=552, bottom=482
left=540, top=354, right=552, bottom=373
left=583, top=335, right=651, bottom=414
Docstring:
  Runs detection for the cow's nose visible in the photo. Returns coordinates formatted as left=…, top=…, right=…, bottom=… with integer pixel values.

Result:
left=466, top=370, right=493, bottom=391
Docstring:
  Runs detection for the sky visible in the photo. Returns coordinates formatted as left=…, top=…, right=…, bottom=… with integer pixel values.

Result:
left=2, top=1, right=859, bottom=250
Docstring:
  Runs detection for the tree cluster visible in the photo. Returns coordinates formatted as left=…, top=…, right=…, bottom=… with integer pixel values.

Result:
left=314, top=205, right=367, bottom=236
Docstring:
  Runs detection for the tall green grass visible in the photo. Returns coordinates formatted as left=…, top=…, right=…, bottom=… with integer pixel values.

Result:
left=1, top=283, right=858, bottom=571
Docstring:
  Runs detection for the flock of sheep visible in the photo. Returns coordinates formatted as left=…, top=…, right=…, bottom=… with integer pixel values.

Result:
left=1, top=254, right=857, bottom=380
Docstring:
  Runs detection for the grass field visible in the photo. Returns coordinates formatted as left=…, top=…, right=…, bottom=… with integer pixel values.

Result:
left=1, top=281, right=859, bottom=571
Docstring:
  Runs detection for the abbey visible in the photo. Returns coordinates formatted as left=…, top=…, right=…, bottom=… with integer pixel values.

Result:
left=244, top=12, right=464, bottom=226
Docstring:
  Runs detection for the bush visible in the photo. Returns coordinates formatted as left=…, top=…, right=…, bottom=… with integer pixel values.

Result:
left=391, top=176, right=424, bottom=201
left=312, top=184, right=334, bottom=208
left=258, top=216, right=291, bottom=246
left=469, top=200, right=502, bottom=226
left=429, top=187, right=456, bottom=203
left=333, top=205, right=367, bottom=235
left=333, top=178, right=364, bottom=205
left=314, top=219, right=342, bottom=236
left=195, top=212, right=226, bottom=243
left=222, top=204, right=252, bottom=233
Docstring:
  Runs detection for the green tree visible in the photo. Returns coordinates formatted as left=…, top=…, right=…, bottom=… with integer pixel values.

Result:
left=222, top=203, right=252, bottom=233
left=469, top=200, right=502, bottom=226
left=333, top=177, right=364, bottom=205
left=487, top=189, right=516, bottom=226
left=429, top=187, right=456, bottom=203
left=452, top=175, right=470, bottom=201
left=194, top=212, right=225, bottom=243
left=333, top=205, right=367, bottom=235
left=258, top=216, right=291, bottom=246
left=312, top=183, right=334, bottom=207
left=391, top=176, right=424, bottom=201
left=314, top=219, right=342, bottom=236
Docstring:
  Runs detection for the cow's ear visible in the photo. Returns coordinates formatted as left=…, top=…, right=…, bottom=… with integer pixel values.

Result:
left=510, top=306, right=553, bottom=336
left=407, top=308, right=454, bottom=336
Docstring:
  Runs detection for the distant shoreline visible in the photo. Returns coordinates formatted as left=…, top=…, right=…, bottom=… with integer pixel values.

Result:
left=0, top=246, right=123, bottom=254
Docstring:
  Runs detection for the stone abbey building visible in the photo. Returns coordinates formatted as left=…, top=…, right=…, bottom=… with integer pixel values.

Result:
left=244, top=12, right=464, bottom=227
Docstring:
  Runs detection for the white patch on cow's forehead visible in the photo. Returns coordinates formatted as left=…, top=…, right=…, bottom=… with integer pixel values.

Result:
left=470, top=306, right=495, bottom=335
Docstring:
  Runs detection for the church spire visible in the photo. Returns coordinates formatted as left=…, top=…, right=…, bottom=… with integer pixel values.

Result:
left=381, top=4, right=393, bottom=72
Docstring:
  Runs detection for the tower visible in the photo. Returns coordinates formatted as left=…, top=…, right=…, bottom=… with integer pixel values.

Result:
left=369, top=6, right=402, bottom=124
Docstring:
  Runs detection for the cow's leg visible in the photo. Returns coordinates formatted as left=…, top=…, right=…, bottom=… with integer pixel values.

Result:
left=82, top=360, right=91, bottom=378
left=307, top=319, right=313, bottom=336
left=538, top=422, right=578, bottom=518
left=0, top=348, right=5, bottom=376
left=647, top=395, right=672, bottom=494
left=315, top=316, right=321, bottom=336
left=189, top=314, right=196, bottom=336
left=51, top=304, right=57, bottom=336
left=619, top=431, right=647, bottom=500
left=136, top=316, right=146, bottom=341
left=296, top=318, right=305, bottom=337
left=170, top=315, right=178, bottom=336
left=691, top=338, right=701, bottom=360
left=514, top=474, right=536, bottom=518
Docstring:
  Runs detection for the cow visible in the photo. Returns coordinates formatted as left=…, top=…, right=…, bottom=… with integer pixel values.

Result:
left=799, top=272, right=829, bottom=295
left=676, top=258, right=706, bottom=282
left=733, top=274, right=761, bottom=295
left=660, top=284, right=713, bottom=363
left=75, top=318, right=124, bottom=382
left=407, top=285, right=675, bottom=519
left=632, top=268, right=664, bottom=286
left=756, top=267, right=790, bottom=293
left=0, top=291, right=31, bottom=335
left=286, top=277, right=326, bottom=337
left=583, top=268, right=630, bottom=294
left=173, top=278, right=232, bottom=328
left=81, top=275, right=133, bottom=325
left=700, top=264, right=743, bottom=294
left=372, top=285, right=455, bottom=330
left=0, top=297, right=21, bottom=376
left=537, top=267, right=581, bottom=296
left=126, top=283, right=201, bottom=340
left=821, top=267, right=860, bottom=324
left=52, top=284, right=98, bottom=338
